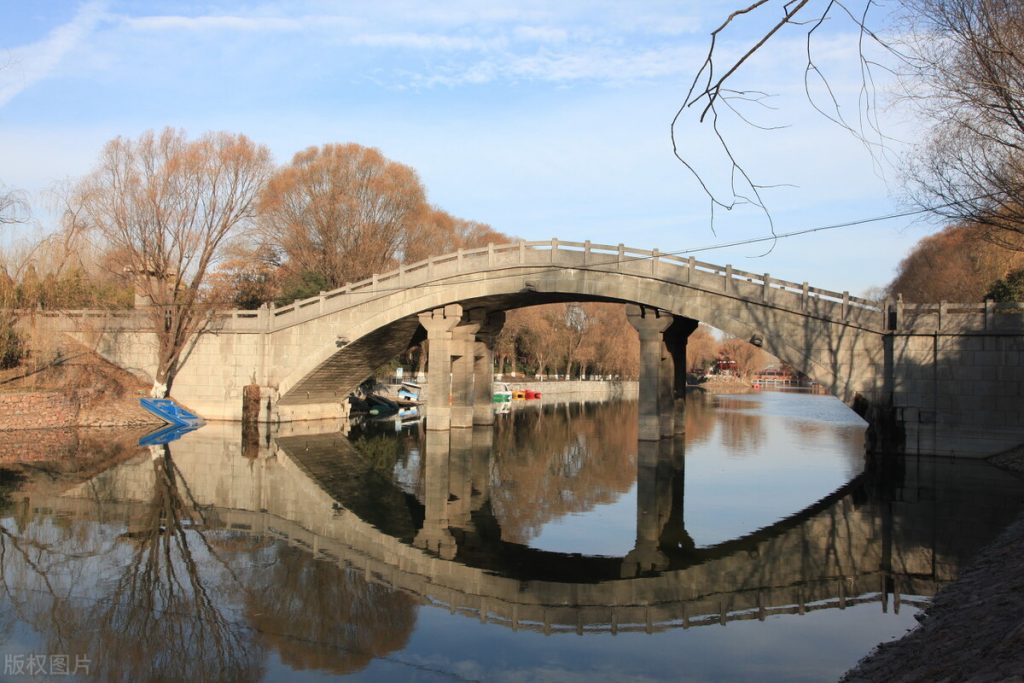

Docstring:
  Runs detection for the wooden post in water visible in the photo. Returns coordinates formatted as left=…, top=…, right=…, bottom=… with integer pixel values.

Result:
left=242, top=384, right=260, bottom=458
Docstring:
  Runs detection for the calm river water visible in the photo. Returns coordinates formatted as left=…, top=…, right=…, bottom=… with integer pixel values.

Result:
left=1, top=390, right=1022, bottom=682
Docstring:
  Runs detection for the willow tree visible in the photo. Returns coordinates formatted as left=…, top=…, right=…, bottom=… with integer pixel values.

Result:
left=257, top=143, right=427, bottom=291
left=69, top=128, right=272, bottom=396
left=0, top=183, right=28, bottom=226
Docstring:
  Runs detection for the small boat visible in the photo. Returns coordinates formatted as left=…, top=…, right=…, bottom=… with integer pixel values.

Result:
left=367, top=394, right=399, bottom=416
left=492, top=382, right=512, bottom=403
left=398, top=382, right=421, bottom=403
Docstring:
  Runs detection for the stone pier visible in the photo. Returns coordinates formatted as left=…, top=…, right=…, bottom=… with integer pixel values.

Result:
left=451, top=318, right=480, bottom=429
left=418, top=304, right=463, bottom=431
left=665, top=317, right=699, bottom=435
left=414, top=429, right=457, bottom=559
left=473, top=311, right=505, bottom=426
left=626, top=304, right=673, bottom=441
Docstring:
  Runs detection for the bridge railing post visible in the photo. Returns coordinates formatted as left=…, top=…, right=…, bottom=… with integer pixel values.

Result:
left=985, top=298, right=994, bottom=330
left=398, top=264, right=406, bottom=287
left=763, top=273, right=771, bottom=303
left=725, top=265, right=733, bottom=293
left=258, top=303, right=270, bottom=332
left=842, top=291, right=849, bottom=321
left=551, top=238, right=559, bottom=263
left=687, top=256, right=694, bottom=283
left=652, top=248, right=659, bottom=276
left=584, top=240, right=591, bottom=266
left=618, top=243, right=625, bottom=271
left=372, top=274, right=378, bottom=293
left=802, top=282, right=809, bottom=311
left=939, top=301, right=947, bottom=332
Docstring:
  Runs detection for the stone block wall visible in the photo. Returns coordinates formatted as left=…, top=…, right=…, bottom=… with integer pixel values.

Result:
left=892, top=332, right=1024, bottom=457
left=0, top=392, right=79, bottom=431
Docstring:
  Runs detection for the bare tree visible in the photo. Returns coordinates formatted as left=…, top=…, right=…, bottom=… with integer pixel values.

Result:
left=0, top=183, right=29, bottom=226
left=900, top=0, right=1024, bottom=245
left=720, top=337, right=770, bottom=379
left=674, top=1, right=894, bottom=229
left=257, top=143, right=426, bottom=290
left=681, top=1, right=1024, bottom=245
left=685, top=324, right=719, bottom=375
left=0, top=185, right=32, bottom=368
left=68, top=128, right=272, bottom=396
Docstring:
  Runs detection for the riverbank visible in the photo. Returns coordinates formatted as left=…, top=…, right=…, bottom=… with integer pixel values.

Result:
left=0, top=341, right=161, bottom=431
left=690, top=374, right=758, bottom=394
left=842, top=448, right=1024, bottom=682
left=500, top=379, right=638, bottom=401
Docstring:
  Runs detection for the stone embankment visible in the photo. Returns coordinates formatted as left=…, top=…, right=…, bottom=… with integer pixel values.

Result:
left=691, top=374, right=757, bottom=394
left=0, top=389, right=160, bottom=431
left=499, top=379, right=638, bottom=401
left=0, top=391, right=80, bottom=429
left=842, top=448, right=1024, bottom=682
left=0, top=390, right=160, bottom=463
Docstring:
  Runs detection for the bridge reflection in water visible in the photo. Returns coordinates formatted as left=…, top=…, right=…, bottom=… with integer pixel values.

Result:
left=3, top=398, right=1024, bottom=680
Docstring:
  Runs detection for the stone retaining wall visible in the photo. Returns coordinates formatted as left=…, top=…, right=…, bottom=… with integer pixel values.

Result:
left=0, top=390, right=161, bottom=433
left=0, top=392, right=79, bottom=430
left=500, top=379, right=638, bottom=401
left=395, top=379, right=639, bottom=404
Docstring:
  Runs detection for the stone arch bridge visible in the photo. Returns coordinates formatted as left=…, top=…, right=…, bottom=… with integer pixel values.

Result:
left=41, top=240, right=1024, bottom=457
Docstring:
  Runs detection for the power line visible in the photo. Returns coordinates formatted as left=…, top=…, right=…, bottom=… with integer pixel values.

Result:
left=22, top=193, right=999, bottom=312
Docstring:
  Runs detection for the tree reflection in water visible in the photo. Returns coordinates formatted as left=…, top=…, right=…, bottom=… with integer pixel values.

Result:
left=66, top=445, right=266, bottom=683
left=243, top=544, right=417, bottom=676
left=709, top=396, right=766, bottom=454
left=0, top=444, right=422, bottom=681
left=490, top=401, right=638, bottom=543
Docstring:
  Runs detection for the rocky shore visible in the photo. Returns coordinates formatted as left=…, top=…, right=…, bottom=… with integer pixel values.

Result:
left=842, top=448, right=1024, bottom=682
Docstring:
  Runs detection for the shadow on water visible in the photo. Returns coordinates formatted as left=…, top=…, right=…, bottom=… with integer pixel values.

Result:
left=0, top=393, right=1022, bottom=680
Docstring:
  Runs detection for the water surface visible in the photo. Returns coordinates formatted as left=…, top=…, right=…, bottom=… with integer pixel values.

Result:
left=1, top=391, right=1021, bottom=682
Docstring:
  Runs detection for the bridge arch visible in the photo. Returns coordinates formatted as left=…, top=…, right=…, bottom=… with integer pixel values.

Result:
left=258, top=240, right=886, bottom=412
left=41, top=239, right=1024, bottom=456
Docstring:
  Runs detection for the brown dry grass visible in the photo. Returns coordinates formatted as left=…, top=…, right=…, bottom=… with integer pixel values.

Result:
left=0, top=336, right=149, bottom=409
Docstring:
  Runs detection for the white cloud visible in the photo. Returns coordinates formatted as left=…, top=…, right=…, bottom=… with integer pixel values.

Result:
left=349, top=31, right=503, bottom=51
left=0, top=1, right=106, bottom=107
left=121, top=14, right=308, bottom=32
left=514, top=25, right=569, bottom=44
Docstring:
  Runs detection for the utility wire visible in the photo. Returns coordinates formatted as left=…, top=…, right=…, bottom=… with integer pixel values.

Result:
left=29, top=193, right=1000, bottom=312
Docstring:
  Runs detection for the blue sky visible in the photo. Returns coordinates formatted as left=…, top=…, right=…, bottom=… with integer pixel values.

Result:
left=0, top=1, right=935, bottom=296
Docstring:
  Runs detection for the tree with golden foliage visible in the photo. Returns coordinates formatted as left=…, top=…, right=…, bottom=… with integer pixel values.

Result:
left=887, top=222, right=1024, bottom=302
left=403, top=207, right=509, bottom=264
left=68, top=128, right=272, bottom=396
left=718, top=337, right=770, bottom=380
left=257, top=143, right=426, bottom=291
left=685, top=324, right=718, bottom=375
